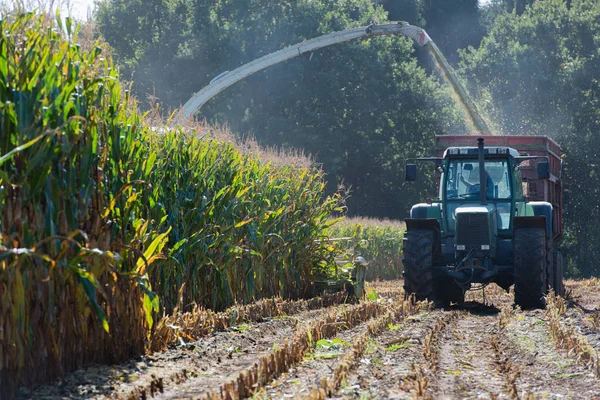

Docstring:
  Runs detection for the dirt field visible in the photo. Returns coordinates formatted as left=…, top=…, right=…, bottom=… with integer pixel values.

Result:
left=18, top=279, right=600, bottom=400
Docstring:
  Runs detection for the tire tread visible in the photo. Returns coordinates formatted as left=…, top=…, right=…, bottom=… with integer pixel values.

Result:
left=403, top=229, right=435, bottom=301
left=514, top=228, right=547, bottom=309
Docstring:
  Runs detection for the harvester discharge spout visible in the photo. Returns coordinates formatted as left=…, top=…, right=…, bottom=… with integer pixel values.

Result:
left=178, top=21, right=491, bottom=135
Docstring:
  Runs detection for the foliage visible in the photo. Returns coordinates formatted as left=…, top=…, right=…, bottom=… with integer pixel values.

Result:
left=144, top=128, right=342, bottom=312
left=421, top=0, right=486, bottom=63
left=327, top=217, right=405, bottom=280
left=0, top=12, right=342, bottom=396
left=381, top=0, right=425, bottom=26
left=479, top=0, right=537, bottom=32
left=95, top=0, right=466, bottom=219
left=0, top=12, right=162, bottom=396
left=459, top=0, right=600, bottom=277
left=315, top=338, right=350, bottom=350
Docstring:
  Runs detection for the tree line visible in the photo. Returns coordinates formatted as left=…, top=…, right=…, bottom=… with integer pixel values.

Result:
left=95, top=0, right=599, bottom=277
left=95, top=0, right=465, bottom=218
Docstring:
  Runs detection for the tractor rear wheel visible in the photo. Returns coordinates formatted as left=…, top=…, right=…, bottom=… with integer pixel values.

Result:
left=403, top=229, right=436, bottom=301
left=514, top=228, right=547, bottom=309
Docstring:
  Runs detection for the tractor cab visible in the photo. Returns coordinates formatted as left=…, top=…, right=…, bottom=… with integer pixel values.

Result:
left=443, top=148, right=519, bottom=232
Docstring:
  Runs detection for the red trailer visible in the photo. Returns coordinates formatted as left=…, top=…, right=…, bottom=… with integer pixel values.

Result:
left=435, top=135, right=563, bottom=240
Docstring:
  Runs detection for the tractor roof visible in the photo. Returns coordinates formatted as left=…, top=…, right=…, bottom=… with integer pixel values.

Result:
left=443, top=147, right=520, bottom=158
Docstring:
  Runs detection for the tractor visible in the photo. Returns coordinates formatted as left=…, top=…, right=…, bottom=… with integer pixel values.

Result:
left=404, top=135, right=563, bottom=309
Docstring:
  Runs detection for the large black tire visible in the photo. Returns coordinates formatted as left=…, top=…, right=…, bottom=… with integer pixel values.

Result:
left=553, top=250, right=565, bottom=296
left=434, top=278, right=465, bottom=306
left=403, top=229, right=435, bottom=301
left=514, top=228, right=547, bottom=309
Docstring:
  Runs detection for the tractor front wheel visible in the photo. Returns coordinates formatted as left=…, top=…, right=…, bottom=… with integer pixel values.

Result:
left=514, top=228, right=547, bottom=309
left=403, top=229, right=436, bottom=301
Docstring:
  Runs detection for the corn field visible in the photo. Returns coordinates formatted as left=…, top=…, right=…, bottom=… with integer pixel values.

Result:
left=145, top=129, right=342, bottom=312
left=0, top=13, right=341, bottom=397
left=327, top=217, right=405, bottom=280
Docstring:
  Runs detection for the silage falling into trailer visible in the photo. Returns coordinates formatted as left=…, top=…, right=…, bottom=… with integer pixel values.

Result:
left=423, top=40, right=491, bottom=135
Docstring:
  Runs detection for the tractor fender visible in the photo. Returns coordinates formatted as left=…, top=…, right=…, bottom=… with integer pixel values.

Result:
left=405, top=218, right=441, bottom=233
left=529, top=201, right=553, bottom=238
left=513, top=216, right=546, bottom=231
left=410, top=203, right=441, bottom=219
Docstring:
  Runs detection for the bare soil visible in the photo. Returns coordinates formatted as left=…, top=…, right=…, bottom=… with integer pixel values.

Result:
left=260, top=321, right=367, bottom=399
left=333, top=310, right=443, bottom=399
left=434, top=309, right=508, bottom=399
left=17, top=279, right=600, bottom=400
left=505, top=310, right=599, bottom=398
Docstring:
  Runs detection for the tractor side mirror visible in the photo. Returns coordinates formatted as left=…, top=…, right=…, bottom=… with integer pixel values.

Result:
left=537, top=161, right=550, bottom=180
left=405, top=164, right=417, bottom=181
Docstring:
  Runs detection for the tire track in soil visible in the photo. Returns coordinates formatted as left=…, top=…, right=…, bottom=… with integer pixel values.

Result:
left=432, top=306, right=507, bottom=400
left=255, top=288, right=409, bottom=399
left=331, top=310, right=444, bottom=399
left=151, top=301, right=388, bottom=399
left=19, top=288, right=404, bottom=400
left=257, top=321, right=368, bottom=399
left=17, top=307, right=330, bottom=400
left=506, top=310, right=600, bottom=399
left=20, top=280, right=599, bottom=400
left=147, top=316, right=302, bottom=400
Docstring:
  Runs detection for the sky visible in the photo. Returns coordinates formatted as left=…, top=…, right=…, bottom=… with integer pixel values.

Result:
left=63, top=0, right=95, bottom=20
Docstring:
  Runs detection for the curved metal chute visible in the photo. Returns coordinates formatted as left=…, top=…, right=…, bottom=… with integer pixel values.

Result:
left=180, top=22, right=429, bottom=117
left=179, top=21, right=490, bottom=134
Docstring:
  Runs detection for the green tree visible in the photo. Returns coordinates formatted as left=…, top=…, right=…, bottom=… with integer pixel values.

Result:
left=460, top=0, right=600, bottom=276
left=380, top=0, right=424, bottom=25
left=479, top=0, right=537, bottom=32
left=97, top=0, right=465, bottom=218
left=421, top=0, right=486, bottom=63
left=504, top=0, right=536, bottom=14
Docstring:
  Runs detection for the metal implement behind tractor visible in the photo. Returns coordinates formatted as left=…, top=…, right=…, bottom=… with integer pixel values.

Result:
left=404, top=135, right=563, bottom=309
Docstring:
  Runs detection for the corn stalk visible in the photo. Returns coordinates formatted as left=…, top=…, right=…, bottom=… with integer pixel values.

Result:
left=0, top=13, right=341, bottom=397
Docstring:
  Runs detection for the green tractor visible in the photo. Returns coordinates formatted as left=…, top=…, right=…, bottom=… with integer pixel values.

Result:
left=404, top=136, right=564, bottom=309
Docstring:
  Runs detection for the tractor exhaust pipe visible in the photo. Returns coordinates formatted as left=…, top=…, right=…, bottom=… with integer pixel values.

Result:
left=478, top=138, right=487, bottom=205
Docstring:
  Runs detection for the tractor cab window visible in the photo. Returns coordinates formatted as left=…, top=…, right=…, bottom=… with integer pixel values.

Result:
left=445, top=160, right=511, bottom=201
left=513, top=165, right=525, bottom=201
